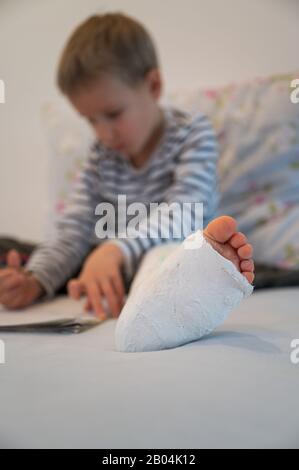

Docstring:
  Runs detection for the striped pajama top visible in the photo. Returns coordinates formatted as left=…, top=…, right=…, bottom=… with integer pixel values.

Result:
left=26, top=105, right=219, bottom=297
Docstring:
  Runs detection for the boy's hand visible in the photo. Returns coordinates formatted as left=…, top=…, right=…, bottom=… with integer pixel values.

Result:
left=0, top=249, right=45, bottom=309
left=67, top=243, right=126, bottom=320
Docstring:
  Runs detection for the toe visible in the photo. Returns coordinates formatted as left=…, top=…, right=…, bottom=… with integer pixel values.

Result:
left=240, top=259, right=254, bottom=272
left=237, top=243, right=253, bottom=260
left=204, top=215, right=237, bottom=244
left=230, top=232, right=247, bottom=249
left=243, top=271, right=255, bottom=284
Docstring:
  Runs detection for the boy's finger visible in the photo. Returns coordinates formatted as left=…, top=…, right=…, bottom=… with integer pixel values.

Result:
left=67, top=278, right=85, bottom=300
left=6, top=249, right=22, bottom=269
left=0, top=273, right=23, bottom=296
left=4, top=293, right=26, bottom=310
left=86, top=282, right=107, bottom=321
left=84, top=298, right=92, bottom=312
left=100, top=280, right=121, bottom=318
left=0, top=287, right=24, bottom=308
left=111, top=270, right=126, bottom=306
left=0, top=269, right=18, bottom=281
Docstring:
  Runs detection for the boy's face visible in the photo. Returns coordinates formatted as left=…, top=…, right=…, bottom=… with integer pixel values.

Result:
left=68, top=70, right=163, bottom=159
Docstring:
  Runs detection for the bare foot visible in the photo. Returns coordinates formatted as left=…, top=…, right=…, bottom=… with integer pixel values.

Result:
left=204, top=215, right=254, bottom=284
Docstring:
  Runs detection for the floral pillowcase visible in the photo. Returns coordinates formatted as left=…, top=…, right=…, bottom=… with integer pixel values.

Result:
left=164, top=71, right=299, bottom=268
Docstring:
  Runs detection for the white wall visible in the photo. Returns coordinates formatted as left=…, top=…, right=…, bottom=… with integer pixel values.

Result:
left=0, top=0, right=298, bottom=242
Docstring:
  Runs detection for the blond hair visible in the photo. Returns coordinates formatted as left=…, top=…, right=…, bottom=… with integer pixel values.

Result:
left=57, top=12, right=159, bottom=95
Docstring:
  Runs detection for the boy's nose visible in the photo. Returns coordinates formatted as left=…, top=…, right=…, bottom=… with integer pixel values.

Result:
left=94, top=123, right=115, bottom=147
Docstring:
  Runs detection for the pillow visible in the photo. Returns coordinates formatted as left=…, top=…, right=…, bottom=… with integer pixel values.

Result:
left=163, top=70, right=299, bottom=267
left=41, top=101, right=94, bottom=237
left=163, top=71, right=299, bottom=198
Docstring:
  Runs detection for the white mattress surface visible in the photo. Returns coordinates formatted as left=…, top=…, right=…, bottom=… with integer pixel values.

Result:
left=0, top=288, right=298, bottom=449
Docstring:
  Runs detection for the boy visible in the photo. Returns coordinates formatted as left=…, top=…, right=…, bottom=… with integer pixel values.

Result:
left=0, top=13, right=254, bottom=323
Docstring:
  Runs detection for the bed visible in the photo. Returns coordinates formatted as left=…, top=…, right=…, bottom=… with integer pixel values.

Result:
left=0, top=286, right=298, bottom=449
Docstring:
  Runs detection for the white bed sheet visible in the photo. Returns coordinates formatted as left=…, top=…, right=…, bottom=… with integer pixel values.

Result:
left=0, top=288, right=298, bottom=449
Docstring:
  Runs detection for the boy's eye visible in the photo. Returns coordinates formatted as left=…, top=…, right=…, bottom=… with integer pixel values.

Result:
left=106, top=110, right=122, bottom=119
left=87, top=109, right=123, bottom=125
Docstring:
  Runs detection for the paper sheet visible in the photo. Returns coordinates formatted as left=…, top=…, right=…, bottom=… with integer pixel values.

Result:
left=0, top=295, right=105, bottom=332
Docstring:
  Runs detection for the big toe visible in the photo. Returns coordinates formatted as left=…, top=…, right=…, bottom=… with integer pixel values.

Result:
left=204, top=215, right=237, bottom=244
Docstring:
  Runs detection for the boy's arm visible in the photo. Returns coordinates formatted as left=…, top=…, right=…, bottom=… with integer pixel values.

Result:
left=25, top=148, right=102, bottom=298
left=109, top=114, right=220, bottom=281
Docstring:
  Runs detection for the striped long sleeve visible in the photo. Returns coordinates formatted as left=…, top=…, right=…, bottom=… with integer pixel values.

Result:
left=109, top=112, right=219, bottom=280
